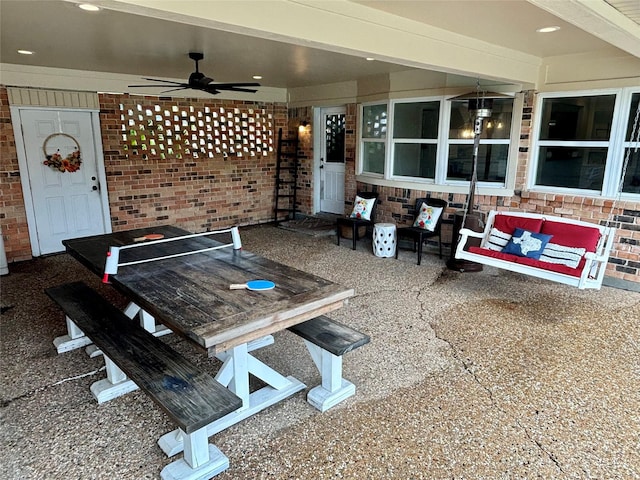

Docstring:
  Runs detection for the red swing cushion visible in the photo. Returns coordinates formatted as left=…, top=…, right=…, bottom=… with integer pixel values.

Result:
left=493, top=214, right=543, bottom=235
left=540, top=220, right=601, bottom=252
left=467, top=247, right=585, bottom=277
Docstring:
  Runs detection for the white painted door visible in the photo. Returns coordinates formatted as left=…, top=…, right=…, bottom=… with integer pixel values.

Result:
left=19, top=110, right=106, bottom=254
left=319, top=107, right=346, bottom=214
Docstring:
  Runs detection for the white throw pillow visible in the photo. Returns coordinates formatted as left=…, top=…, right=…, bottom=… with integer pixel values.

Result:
left=350, top=195, right=376, bottom=221
left=486, top=228, right=511, bottom=251
left=412, top=202, right=443, bottom=232
left=540, top=243, right=586, bottom=268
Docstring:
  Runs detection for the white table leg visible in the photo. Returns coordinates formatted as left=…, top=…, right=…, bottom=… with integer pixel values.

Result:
left=158, top=336, right=305, bottom=458
left=90, top=355, right=138, bottom=404
left=303, top=340, right=355, bottom=412
left=53, top=315, right=93, bottom=353
left=160, top=427, right=230, bottom=480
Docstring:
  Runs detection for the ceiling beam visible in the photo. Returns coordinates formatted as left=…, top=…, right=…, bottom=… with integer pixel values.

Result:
left=527, top=0, right=640, bottom=58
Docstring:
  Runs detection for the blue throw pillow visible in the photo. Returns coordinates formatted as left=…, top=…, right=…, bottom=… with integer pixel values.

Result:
left=502, top=228, right=553, bottom=259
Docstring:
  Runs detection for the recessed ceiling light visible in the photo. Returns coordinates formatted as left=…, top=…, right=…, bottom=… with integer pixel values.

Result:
left=17, top=49, right=34, bottom=55
left=78, top=3, right=101, bottom=11
left=252, top=75, right=263, bottom=80
left=536, top=26, right=560, bottom=33
left=366, top=57, right=375, bottom=61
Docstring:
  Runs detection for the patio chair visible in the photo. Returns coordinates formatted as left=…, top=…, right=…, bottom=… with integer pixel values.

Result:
left=336, top=191, right=379, bottom=250
left=396, top=197, right=447, bottom=265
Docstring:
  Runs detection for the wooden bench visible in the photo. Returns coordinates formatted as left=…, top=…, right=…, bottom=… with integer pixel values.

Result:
left=45, top=281, right=243, bottom=480
left=288, top=315, right=370, bottom=412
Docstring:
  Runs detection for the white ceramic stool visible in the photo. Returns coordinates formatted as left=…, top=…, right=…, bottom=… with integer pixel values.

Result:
left=373, top=223, right=397, bottom=258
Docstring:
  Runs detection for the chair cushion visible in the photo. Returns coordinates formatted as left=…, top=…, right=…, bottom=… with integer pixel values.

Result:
left=412, top=202, right=443, bottom=232
left=493, top=214, right=543, bottom=235
left=540, top=220, right=600, bottom=252
left=502, top=228, right=553, bottom=259
left=350, top=195, right=376, bottom=221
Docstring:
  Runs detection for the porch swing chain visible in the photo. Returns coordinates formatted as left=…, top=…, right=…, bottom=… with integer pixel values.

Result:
left=460, top=82, right=483, bottom=231
left=605, top=98, right=640, bottom=228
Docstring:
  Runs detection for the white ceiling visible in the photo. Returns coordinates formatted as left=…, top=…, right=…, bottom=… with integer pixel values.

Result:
left=0, top=0, right=638, bottom=93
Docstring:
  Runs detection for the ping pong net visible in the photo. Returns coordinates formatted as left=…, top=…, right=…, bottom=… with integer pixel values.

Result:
left=102, top=226, right=242, bottom=283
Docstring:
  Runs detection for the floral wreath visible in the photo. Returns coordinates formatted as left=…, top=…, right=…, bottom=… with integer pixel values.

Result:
left=43, top=133, right=82, bottom=173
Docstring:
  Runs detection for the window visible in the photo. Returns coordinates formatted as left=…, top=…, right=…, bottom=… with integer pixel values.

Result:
left=361, top=103, right=387, bottom=175
left=359, top=95, right=516, bottom=188
left=623, top=92, right=640, bottom=194
left=532, top=89, right=640, bottom=198
left=447, top=98, right=513, bottom=183
left=391, top=100, right=439, bottom=179
left=534, top=94, right=615, bottom=190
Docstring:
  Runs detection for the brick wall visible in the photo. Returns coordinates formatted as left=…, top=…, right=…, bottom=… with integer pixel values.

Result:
left=0, top=89, right=287, bottom=262
left=0, top=89, right=31, bottom=261
left=100, top=94, right=287, bottom=233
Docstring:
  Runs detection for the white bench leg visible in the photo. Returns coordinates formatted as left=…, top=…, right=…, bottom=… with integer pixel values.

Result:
left=85, top=302, right=171, bottom=358
left=158, top=336, right=305, bottom=458
left=90, top=355, right=138, bottom=403
left=53, top=315, right=93, bottom=353
left=303, top=340, right=355, bottom=412
left=161, top=427, right=229, bottom=480
left=125, top=302, right=171, bottom=336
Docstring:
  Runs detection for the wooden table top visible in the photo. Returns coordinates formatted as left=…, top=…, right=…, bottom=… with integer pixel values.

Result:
left=63, top=226, right=354, bottom=355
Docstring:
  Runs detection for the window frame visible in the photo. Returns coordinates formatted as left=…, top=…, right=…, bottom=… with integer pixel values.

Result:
left=388, top=96, right=442, bottom=183
left=529, top=88, right=640, bottom=199
left=358, top=101, right=387, bottom=178
left=357, top=93, right=521, bottom=195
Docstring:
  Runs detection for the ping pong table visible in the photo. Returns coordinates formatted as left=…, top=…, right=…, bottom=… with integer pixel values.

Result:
left=61, top=225, right=355, bottom=476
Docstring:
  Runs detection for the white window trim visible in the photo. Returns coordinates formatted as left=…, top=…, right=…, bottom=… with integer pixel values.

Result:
left=528, top=87, right=640, bottom=200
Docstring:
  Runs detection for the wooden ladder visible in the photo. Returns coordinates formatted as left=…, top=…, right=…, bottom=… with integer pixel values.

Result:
left=273, top=127, right=299, bottom=224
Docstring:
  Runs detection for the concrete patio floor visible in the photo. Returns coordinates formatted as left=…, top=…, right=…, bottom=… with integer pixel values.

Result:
left=1, top=224, right=638, bottom=479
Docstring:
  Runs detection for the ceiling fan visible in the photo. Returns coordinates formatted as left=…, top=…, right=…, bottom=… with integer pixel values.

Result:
left=128, top=52, right=260, bottom=95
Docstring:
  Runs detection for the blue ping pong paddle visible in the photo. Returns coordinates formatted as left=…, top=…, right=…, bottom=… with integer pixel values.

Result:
left=229, top=280, right=275, bottom=291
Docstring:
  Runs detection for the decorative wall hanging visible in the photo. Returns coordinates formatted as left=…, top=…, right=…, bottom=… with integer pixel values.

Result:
left=42, top=133, right=82, bottom=172
left=119, top=102, right=273, bottom=161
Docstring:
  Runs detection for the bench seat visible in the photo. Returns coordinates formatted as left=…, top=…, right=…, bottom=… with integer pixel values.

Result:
left=46, top=281, right=242, bottom=479
left=455, top=210, right=616, bottom=290
left=288, top=315, right=369, bottom=412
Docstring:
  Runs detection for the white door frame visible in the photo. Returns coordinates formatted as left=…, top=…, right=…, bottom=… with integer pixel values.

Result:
left=312, top=106, right=346, bottom=214
left=11, top=106, right=111, bottom=256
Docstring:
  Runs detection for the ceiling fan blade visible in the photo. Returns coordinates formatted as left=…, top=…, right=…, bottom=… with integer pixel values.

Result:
left=129, top=78, right=189, bottom=87
left=158, top=87, right=190, bottom=94
left=210, top=82, right=261, bottom=88
left=214, top=86, right=259, bottom=93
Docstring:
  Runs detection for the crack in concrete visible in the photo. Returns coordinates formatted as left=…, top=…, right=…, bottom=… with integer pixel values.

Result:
left=418, top=290, right=567, bottom=476
left=0, top=366, right=105, bottom=408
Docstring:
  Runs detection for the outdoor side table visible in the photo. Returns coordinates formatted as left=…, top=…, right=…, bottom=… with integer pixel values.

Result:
left=373, top=223, right=396, bottom=258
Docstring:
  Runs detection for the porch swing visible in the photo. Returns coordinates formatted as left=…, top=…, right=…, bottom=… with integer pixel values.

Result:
left=453, top=92, right=639, bottom=290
